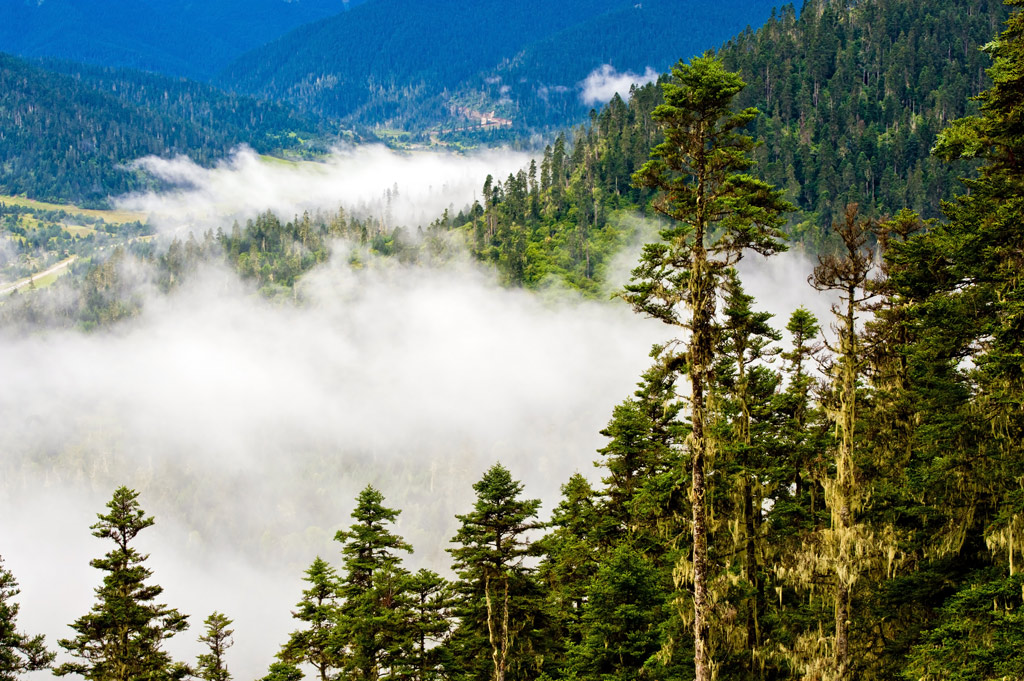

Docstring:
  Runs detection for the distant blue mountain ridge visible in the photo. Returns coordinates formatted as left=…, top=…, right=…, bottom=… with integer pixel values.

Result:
left=0, top=0, right=367, bottom=80
left=214, top=0, right=783, bottom=129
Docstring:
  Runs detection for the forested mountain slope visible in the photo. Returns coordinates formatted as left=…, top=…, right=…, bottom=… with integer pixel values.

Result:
left=0, top=54, right=318, bottom=206
left=216, top=0, right=779, bottom=130
left=0, top=0, right=365, bottom=80
left=464, top=0, right=1008, bottom=279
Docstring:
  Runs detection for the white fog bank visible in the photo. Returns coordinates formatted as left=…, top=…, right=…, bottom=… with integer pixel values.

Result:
left=0, top=256, right=672, bottom=679
left=119, top=145, right=534, bottom=234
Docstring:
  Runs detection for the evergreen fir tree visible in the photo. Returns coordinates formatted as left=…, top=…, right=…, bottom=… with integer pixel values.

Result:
left=279, top=558, right=343, bottom=681
left=891, top=1, right=1024, bottom=675
left=55, top=486, right=189, bottom=681
left=447, top=464, right=545, bottom=681
left=711, top=272, right=782, bottom=677
left=395, top=569, right=453, bottom=681
left=0, top=556, right=54, bottom=681
left=334, top=486, right=413, bottom=681
left=535, top=473, right=601, bottom=673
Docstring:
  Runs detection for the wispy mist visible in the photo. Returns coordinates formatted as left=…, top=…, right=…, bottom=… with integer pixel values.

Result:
left=119, top=145, right=534, bottom=234
left=579, top=64, right=659, bottom=105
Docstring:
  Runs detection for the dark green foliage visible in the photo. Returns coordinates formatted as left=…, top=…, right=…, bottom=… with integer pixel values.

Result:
left=55, top=486, right=190, bottom=681
left=904, top=571, right=1024, bottom=681
left=718, top=0, right=1008, bottom=228
left=535, top=474, right=601, bottom=671
left=334, top=486, right=413, bottom=681
left=624, top=54, right=792, bottom=681
left=398, top=569, right=454, bottom=681
left=596, top=350, right=687, bottom=556
left=447, top=464, right=547, bottom=681
left=466, top=0, right=1009, bottom=258
left=879, top=2, right=1024, bottom=675
left=0, top=557, right=54, bottom=681
left=569, top=543, right=669, bottom=681
left=261, top=662, right=304, bottom=681
left=453, top=87, right=664, bottom=291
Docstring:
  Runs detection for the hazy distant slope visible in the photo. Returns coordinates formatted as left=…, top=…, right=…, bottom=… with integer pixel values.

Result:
left=216, top=0, right=628, bottom=118
left=217, top=0, right=779, bottom=129
left=496, top=0, right=780, bottom=86
left=0, top=0, right=365, bottom=80
left=463, top=0, right=781, bottom=128
left=0, top=54, right=316, bottom=205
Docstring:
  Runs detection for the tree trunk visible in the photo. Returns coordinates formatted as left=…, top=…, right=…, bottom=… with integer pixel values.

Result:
left=691, top=172, right=713, bottom=681
left=834, top=287, right=857, bottom=680
left=744, top=477, right=758, bottom=652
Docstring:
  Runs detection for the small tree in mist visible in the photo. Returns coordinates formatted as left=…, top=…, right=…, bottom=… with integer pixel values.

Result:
left=279, top=557, right=343, bottom=681
left=196, top=612, right=233, bottom=681
left=55, top=486, right=190, bottom=681
left=0, top=556, right=55, bottom=681
left=399, top=569, right=454, bottom=681
left=261, top=662, right=304, bottom=681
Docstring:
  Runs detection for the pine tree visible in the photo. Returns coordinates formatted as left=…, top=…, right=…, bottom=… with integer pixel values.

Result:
left=447, top=464, right=545, bottom=681
left=55, top=486, right=189, bottom=681
left=536, top=473, right=601, bottom=671
left=596, top=348, right=687, bottom=556
left=776, top=306, right=825, bottom=523
left=792, top=204, right=899, bottom=681
left=712, top=272, right=782, bottom=676
left=261, top=662, right=304, bottom=681
left=334, top=486, right=413, bottom=681
left=0, top=556, right=55, bottom=681
left=196, top=612, right=233, bottom=681
left=624, top=55, right=793, bottom=681
left=568, top=543, right=668, bottom=681
left=891, top=2, right=1024, bottom=675
left=279, top=558, right=343, bottom=681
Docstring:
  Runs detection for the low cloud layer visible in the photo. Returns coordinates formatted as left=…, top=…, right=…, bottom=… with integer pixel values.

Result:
left=579, top=64, right=659, bottom=105
left=120, top=145, right=534, bottom=235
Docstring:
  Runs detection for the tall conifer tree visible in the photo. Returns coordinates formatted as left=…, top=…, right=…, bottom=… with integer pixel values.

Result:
left=334, top=486, right=413, bottom=681
left=624, top=55, right=792, bottom=681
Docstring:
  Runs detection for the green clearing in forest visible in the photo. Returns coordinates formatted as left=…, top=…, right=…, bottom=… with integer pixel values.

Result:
left=0, top=194, right=146, bottom=225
